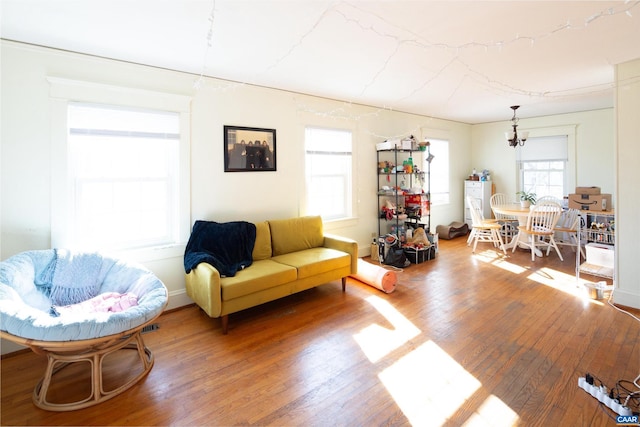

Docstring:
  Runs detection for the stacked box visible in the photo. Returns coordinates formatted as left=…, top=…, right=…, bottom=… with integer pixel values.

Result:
left=568, top=193, right=611, bottom=211
left=575, top=186, right=601, bottom=195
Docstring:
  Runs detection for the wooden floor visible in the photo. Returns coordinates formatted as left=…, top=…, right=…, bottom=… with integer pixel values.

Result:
left=2, top=236, right=639, bottom=426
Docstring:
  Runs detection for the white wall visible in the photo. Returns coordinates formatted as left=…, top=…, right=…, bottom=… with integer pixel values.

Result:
left=614, top=58, right=640, bottom=309
left=471, top=109, right=615, bottom=201
left=0, top=40, right=471, bottom=340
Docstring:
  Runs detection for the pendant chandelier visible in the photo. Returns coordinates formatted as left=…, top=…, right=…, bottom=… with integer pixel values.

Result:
left=505, top=105, right=528, bottom=147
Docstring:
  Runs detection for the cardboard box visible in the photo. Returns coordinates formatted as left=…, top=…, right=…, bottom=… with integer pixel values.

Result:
left=585, top=242, right=614, bottom=268
left=575, top=186, right=601, bottom=195
left=568, top=193, right=611, bottom=211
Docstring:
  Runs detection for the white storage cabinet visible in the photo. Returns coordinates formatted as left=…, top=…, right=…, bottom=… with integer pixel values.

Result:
left=464, top=180, right=492, bottom=227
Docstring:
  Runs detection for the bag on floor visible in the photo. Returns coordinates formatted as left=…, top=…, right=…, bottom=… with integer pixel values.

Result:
left=382, top=234, right=409, bottom=268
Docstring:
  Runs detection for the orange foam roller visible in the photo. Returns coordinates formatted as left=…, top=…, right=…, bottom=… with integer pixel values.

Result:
left=350, top=258, right=397, bottom=293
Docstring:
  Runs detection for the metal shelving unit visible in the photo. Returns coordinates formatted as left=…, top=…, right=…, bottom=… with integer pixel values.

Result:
left=376, top=144, right=431, bottom=240
left=576, top=210, right=615, bottom=282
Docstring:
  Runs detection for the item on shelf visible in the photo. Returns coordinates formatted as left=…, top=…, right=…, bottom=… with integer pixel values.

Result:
left=376, top=140, right=393, bottom=151
left=418, top=140, right=430, bottom=151
left=405, top=194, right=429, bottom=218
left=401, top=136, right=417, bottom=150
left=585, top=242, right=614, bottom=268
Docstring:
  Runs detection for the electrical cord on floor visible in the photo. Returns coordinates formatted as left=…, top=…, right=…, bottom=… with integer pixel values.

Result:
left=583, top=373, right=640, bottom=417
left=606, top=288, right=640, bottom=323
left=603, top=288, right=640, bottom=414
left=615, top=380, right=640, bottom=414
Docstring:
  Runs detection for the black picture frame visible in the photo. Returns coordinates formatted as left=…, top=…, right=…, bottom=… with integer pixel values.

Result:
left=224, top=125, right=277, bottom=172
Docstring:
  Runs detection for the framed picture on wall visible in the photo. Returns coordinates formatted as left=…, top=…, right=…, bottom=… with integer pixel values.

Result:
left=224, top=125, right=277, bottom=172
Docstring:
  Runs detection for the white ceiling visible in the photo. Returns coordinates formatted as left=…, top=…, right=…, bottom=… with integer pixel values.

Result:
left=2, top=0, right=640, bottom=124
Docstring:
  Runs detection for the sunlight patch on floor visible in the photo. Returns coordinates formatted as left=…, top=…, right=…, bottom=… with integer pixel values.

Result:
left=378, top=340, right=515, bottom=426
left=473, top=250, right=605, bottom=306
left=462, top=394, right=519, bottom=427
left=527, top=267, right=603, bottom=305
left=354, top=298, right=520, bottom=425
left=473, top=249, right=528, bottom=274
left=353, top=295, right=420, bottom=363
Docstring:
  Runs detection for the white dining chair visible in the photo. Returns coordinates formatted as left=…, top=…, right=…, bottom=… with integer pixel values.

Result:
left=536, top=195, right=563, bottom=205
left=553, top=208, right=586, bottom=259
left=490, top=193, right=518, bottom=243
left=511, top=200, right=564, bottom=261
left=466, top=196, right=506, bottom=254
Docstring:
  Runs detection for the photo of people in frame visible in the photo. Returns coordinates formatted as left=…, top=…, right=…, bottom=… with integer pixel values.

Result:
left=224, top=126, right=276, bottom=172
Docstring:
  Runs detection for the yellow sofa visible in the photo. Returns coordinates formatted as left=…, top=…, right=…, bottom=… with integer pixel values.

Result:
left=185, top=216, right=358, bottom=333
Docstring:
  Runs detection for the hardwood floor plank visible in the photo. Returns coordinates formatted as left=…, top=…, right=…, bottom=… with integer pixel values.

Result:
left=2, top=238, right=638, bottom=426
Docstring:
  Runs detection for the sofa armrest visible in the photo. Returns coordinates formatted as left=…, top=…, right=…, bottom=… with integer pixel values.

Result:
left=324, top=234, right=358, bottom=274
left=185, top=263, right=222, bottom=318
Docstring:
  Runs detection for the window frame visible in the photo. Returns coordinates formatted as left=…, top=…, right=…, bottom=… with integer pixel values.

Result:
left=48, top=77, right=191, bottom=262
left=421, top=127, right=452, bottom=207
left=424, top=138, right=450, bottom=206
left=303, top=126, right=355, bottom=223
left=519, top=159, right=567, bottom=200
left=515, top=126, right=576, bottom=198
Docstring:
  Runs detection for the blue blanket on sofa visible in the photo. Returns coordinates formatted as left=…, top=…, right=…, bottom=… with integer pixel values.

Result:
left=184, top=220, right=257, bottom=277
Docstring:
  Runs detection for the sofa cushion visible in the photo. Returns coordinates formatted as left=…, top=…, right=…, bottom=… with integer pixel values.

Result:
left=271, top=247, right=351, bottom=279
left=252, top=221, right=272, bottom=261
left=269, top=216, right=324, bottom=256
left=220, top=259, right=297, bottom=300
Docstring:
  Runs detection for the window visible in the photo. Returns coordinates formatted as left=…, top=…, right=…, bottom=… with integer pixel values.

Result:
left=425, top=139, right=450, bottom=205
left=304, top=127, right=353, bottom=221
left=517, top=135, right=568, bottom=199
left=520, top=161, right=566, bottom=199
left=67, top=103, right=180, bottom=250
left=49, top=77, right=191, bottom=259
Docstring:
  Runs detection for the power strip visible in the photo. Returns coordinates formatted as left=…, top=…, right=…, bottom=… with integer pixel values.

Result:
left=578, top=376, right=633, bottom=416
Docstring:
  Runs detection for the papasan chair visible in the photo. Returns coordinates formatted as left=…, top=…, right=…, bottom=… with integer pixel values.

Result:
left=0, top=249, right=168, bottom=411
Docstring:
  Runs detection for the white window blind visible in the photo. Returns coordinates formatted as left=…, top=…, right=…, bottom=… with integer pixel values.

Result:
left=517, top=135, right=569, bottom=199
left=305, top=127, right=353, bottom=221
left=517, top=135, right=568, bottom=161
left=67, top=103, right=181, bottom=251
